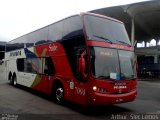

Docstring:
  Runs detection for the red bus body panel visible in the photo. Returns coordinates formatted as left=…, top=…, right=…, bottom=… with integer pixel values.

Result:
left=30, top=40, right=137, bottom=106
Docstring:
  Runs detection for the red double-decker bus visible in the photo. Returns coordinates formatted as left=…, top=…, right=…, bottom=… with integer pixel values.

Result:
left=5, top=12, right=137, bottom=106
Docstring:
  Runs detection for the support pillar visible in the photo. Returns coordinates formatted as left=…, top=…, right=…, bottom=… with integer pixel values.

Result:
left=156, top=39, right=159, bottom=46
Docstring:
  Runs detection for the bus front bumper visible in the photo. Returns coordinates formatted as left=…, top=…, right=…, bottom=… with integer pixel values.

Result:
left=88, top=90, right=137, bottom=106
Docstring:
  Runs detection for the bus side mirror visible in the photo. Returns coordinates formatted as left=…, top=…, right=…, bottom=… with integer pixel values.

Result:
left=78, top=51, right=87, bottom=79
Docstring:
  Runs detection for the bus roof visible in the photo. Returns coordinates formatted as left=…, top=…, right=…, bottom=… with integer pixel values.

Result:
left=8, top=12, right=124, bottom=44
left=9, top=14, right=79, bottom=43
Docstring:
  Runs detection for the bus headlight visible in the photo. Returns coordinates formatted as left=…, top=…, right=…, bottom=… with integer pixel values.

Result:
left=92, top=86, right=97, bottom=91
left=92, top=86, right=108, bottom=93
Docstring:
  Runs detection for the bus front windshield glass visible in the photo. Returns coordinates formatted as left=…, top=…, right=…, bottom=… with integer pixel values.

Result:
left=90, top=47, right=136, bottom=80
left=84, top=15, right=131, bottom=45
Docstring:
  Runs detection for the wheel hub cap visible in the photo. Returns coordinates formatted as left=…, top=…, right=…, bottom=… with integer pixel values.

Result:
left=56, top=88, right=63, bottom=101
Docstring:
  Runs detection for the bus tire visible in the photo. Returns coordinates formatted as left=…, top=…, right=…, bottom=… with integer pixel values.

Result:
left=12, top=74, right=17, bottom=86
left=8, top=72, right=12, bottom=84
left=52, top=81, right=64, bottom=104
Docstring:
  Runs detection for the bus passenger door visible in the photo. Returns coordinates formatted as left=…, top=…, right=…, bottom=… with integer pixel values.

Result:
left=41, top=57, right=55, bottom=93
left=74, top=49, right=88, bottom=105
left=21, top=72, right=36, bottom=87
left=16, top=59, right=26, bottom=85
left=20, top=59, right=37, bottom=87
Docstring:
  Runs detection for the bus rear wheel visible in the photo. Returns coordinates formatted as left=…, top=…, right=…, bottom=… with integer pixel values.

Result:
left=12, top=75, right=17, bottom=86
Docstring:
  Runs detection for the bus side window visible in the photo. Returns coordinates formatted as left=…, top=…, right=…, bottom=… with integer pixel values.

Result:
left=26, top=59, right=33, bottom=73
left=17, top=59, right=24, bottom=72
left=44, top=57, right=55, bottom=75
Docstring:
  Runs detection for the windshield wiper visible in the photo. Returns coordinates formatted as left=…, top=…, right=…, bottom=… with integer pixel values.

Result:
left=93, top=35, right=112, bottom=44
left=116, top=40, right=131, bottom=47
left=97, top=76, right=110, bottom=79
left=121, top=77, right=136, bottom=80
left=121, top=74, right=136, bottom=80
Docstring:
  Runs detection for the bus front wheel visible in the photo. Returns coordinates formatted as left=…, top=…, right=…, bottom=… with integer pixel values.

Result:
left=53, top=82, right=64, bottom=104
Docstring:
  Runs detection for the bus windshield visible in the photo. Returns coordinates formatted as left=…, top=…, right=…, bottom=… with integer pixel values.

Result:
left=90, top=47, right=136, bottom=80
left=84, top=14, right=131, bottom=45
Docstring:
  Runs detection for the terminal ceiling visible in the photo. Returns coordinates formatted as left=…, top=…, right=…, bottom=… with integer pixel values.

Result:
left=91, top=0, right=160, bottom=43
